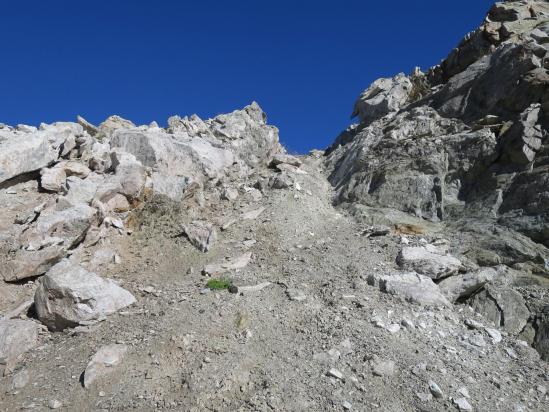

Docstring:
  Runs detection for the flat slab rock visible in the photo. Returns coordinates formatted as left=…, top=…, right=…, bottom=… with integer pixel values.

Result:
left=396, top=245, right=462, bottom=279
left=34, top=259, right=136, bottom=331
left=83, top=344, right=128, bottom=387
left=368, top=271, right=451, bottom=307
left=202, top=252, right=252, bottom=276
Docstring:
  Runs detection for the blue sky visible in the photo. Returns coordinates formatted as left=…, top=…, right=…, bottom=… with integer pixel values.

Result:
left=1, top=1, right=494, bottom=153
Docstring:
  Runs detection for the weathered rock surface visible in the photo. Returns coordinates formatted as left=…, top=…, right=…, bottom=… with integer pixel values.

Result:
left=396, top=245, right=462, bottom=279
left=368, top=272, right=451, bottom=307
left=83, top=344, right=128, bottom=387
left=34, top=260, right=135, bottom=331
left=182, top=221, right=217, bottom=252
left=0, top=319, right=40, bottom=372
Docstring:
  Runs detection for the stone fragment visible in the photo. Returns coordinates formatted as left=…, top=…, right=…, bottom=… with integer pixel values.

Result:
left=40, top=166, right=66, bottom=192
left=11, top=368, right=29, bottom=390
left=485, top=327, right=502, bottom=344
left=327, top=368, right=344, bottom=380
left=0, top=320, right=40, bottom=372
left=453, top=397, right=473, bottom=411
left=428, top=380, right=444, bottom=398
left=371, top=357, right=396, bottom=377
left=48, top=399, right=62, bottom=409
left=182, top=221, right=217, bottom=252
left=83, top=344, right=128, bottom=387
left=438, top=268, right=497, bottom=302
left=469, top=285, right=529, bottom=335
left=287, top=288, right=306, bottom=302
left=269, top=153, right=302, bottom=168
left=202, top=252, right=252, bottom=276
left=241, top=207, right=265, bottom=220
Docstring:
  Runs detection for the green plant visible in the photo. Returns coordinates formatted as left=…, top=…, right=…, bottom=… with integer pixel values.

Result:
left=206, top=278, right=232, bottom=290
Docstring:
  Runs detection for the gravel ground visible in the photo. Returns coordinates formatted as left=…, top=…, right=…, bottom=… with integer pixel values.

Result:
left=1, top=156, right=548, bottom=412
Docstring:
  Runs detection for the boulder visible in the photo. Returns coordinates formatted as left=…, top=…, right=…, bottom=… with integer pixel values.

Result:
left=40, top=165, right=66, bottom=192
left=469, top=284, right=529, bottom=335
left=0, top=127, right=65, bottom=185
left=438, top=267, right=498, bottom=302
left=367, top=272, right=451, bottom=307
left=351, top=73, right=413, bottom=125
left=396, top=245, right=462, bottom=279
left=34, top=260, right=136, bottom=331
left=270, top=153, right=302, bottom=168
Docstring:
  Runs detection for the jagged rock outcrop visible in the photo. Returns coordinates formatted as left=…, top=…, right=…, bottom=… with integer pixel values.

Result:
left=324, top=0, right=549, bottom=356
left=326, top=1, right=549, bottom=236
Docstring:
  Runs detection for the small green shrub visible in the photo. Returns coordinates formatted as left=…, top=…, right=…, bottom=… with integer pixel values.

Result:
left=206, top=278, right=232, bottom=290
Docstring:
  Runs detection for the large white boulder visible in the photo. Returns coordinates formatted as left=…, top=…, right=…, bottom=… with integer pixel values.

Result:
left=34, top=260, right=136, bottom=331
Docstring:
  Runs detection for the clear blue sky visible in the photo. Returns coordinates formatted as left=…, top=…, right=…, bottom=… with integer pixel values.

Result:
left=1, top=0, right=494, bottom=153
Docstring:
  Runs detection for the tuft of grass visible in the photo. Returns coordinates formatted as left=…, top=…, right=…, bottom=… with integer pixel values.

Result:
left=206, top=278, right=232, bottom=290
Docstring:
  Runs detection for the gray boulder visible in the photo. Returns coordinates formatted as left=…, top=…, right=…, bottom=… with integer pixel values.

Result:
left=396, top=245, right=462, bottom=279
left=367, top=272, right=451, bottom=307
left=34, top=260, right=136, bottom=331
left=469, top=284, right=529, bottom=335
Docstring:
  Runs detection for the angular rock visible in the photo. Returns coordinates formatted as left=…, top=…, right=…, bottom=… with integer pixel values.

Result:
left=182, top=221, right=217, bottom=252
left=0, top=319, right=40, bottom=372
left=40, top=165, right=66, bottom=192
left=370, top=356, right=396, bottom=377
left=202, top=252, right=252, bottom=276
left=351, top=73, right=413, bottom=125
left=34, top=260, right=136, bottom=331
left=270, top=153, right=302, bottom=168
left=397, top=245, right=462, bottom=279
left=469, top=284, right=529, bottom=335
left=368, top=272, right=451, bottom=307
left=438, top=267, right=498, bottom=302
left=83, top=344, right=128, bottom=387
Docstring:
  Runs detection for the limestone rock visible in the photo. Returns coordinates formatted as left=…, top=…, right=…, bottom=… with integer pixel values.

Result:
left=40, top=165, right=66, bottom=192
left=396, top=245, right=462, bottom=279
left=34, top=260, right=136, bottom=331
left=0, top=319, right=40, bottom=372
left=202, top=252, right=252, bottom=276
left=368, top=272, right=451, bottom=307
left=83, top=344, right=128, bottom=387
left=182, top=221, right=217, bottom=252
left=351, top=73, right=413, bottom=125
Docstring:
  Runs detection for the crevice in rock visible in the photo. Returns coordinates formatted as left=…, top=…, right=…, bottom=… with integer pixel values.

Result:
left=0, top=170, right=41, bottom=190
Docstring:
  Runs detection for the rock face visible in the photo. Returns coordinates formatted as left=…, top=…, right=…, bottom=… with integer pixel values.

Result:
left=34, top=260, right=136, bottom=331
left=324, top=0, right=549, bottom=355
left=325, top=0, right=549, bottom=236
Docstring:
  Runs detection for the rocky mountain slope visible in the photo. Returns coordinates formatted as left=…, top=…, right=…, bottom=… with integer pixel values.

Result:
left=1, top=1, right=549, bottom=411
